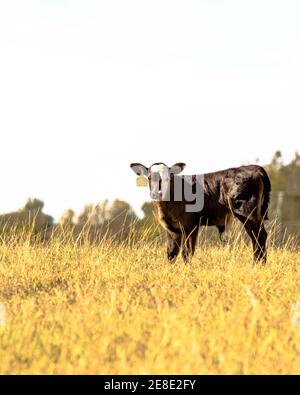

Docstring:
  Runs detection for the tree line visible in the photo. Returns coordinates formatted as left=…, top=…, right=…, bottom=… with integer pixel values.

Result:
left=0, top=151, right=299, bottom=243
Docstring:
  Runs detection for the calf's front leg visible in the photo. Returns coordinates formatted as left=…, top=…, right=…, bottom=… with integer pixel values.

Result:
left=167, top=232, right=182, bottom=263
left=181, top=227, right=199, bottom=264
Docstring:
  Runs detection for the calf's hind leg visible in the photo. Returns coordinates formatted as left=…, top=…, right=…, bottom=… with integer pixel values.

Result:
left=246, top=221, right=267, bottom=265
left=234, top=214, right=267, bottom=265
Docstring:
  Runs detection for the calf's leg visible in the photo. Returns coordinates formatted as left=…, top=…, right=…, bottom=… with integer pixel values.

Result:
left=246, top=221, right=267, bottom=265
left=167, top=232, right=182, bottom=263
left=182, top=227, right=199, bottom=264
left=217, top=225, right=227, bottom=243
left=234, top=213, right=267, bottom=265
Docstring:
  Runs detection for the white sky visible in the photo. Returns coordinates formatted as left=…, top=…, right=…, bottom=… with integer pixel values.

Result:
left=0, top=0, right=299, bottom=219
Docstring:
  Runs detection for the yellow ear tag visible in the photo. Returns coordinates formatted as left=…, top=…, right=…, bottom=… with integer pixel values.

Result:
left=136, top=175, right=148, bottom=187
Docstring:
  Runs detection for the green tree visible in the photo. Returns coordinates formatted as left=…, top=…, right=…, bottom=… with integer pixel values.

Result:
left=23, top=197, right=45, bottom=212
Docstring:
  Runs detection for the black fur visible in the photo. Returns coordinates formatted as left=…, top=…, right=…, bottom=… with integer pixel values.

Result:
left=131, top=163, right=271, bottom=265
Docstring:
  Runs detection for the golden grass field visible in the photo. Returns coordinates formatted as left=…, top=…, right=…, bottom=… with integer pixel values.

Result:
left=0, top=225, right=299, bottom=374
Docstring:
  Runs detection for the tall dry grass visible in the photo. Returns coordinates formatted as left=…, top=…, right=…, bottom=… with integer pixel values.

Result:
left=0, top=221, right=299, bottom=374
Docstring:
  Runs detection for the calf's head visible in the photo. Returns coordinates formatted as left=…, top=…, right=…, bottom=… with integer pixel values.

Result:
left=130, top=162, right=186, bottom=201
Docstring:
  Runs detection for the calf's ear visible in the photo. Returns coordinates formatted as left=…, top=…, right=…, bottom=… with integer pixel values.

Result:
left=170, top=162, right=186, bottom=174
left=130, top=163, right=148, bottom=176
